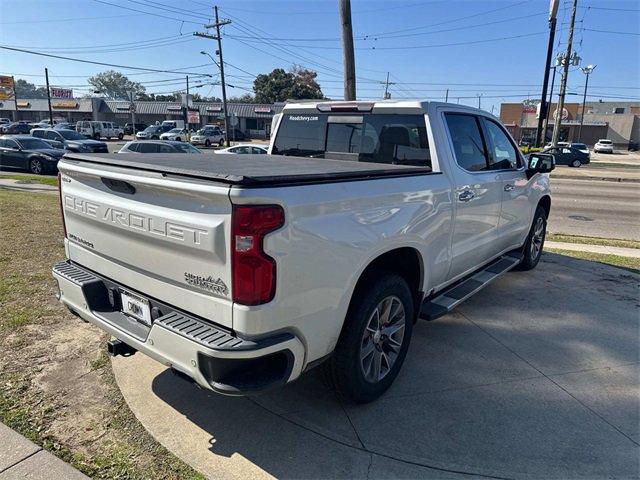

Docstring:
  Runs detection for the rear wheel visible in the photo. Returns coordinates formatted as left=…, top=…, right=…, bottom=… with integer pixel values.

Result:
left=118, top=133, right=124, bottom=140
left=218, top=139, right=225, bottom=147
left=324, top=273, right=414, bottom=404
left=571, top=159, right=581, bottom=167
left=29, top=157, right=44, bottom=175
left=517, top=205, right=547, bottom=271
left=204, top=139, right=211, bottom=147
left=175, top=137, right=181, bottom=142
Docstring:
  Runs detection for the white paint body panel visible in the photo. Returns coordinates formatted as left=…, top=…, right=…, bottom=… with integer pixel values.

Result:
left=57, top=100, right=550, bottom=373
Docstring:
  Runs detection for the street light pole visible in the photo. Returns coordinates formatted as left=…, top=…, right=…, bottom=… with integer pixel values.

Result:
left=534, top=0, right=559, bottom=147
left=578, top=64, right=596, bottom=142
left=541, top=65, right=557, bottom=145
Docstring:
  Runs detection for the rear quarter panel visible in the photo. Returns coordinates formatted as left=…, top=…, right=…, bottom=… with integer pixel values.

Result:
left=230, top=173, right=453, bottom=363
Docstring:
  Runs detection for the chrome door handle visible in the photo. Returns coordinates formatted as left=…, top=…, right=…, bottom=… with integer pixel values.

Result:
left=504, top=184, right=515, bottom=192
left=458, top=190, right=475, bottom=202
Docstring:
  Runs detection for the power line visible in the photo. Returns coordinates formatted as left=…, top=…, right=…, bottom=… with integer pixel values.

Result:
left=583, top=28, right=640, bottom=36
left=0, top=45, right=216, bottom=76
left=580, top=5, right=640, bottom=12
left=125, top=0, right=212, bottom=21
left=89, top=0, right=204, bottom=25
left=0, top=13, right=132, bottom=25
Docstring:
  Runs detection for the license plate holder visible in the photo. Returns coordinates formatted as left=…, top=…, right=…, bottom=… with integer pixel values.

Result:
left=120, top=289, right=152, bottom=326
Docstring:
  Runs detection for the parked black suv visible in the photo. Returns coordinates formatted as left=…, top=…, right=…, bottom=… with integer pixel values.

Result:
left=31, top=128, right=109, bottom=153
left=124, top=122, right=148, bottom=135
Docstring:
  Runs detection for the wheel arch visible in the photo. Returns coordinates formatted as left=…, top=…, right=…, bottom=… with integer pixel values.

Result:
left=538, top=195, right=551, bottom=219
left=346, top=247, right=424, bottom=324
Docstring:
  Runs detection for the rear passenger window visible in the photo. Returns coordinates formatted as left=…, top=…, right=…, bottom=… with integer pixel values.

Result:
left=137, top=143, right=158, bottom=153
left=46, top=131, right=60, bottom=140
left=32, top=130, right=44, bottom=138
left=158, top=144, right=175, bottom=153
left=483, top=119, right=520, bottom=170
left=445, top=114, right=488, bottom=172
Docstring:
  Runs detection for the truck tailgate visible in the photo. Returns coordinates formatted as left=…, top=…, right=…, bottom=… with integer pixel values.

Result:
left=58, top=159, right=233, bottom=328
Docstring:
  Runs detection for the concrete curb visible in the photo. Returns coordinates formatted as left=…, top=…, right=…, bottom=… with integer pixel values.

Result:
left=546, top=241, right=640, bottom=258
left=551, top=174, right=640, bottom=183
left=0, top=423, right=88, bottom=479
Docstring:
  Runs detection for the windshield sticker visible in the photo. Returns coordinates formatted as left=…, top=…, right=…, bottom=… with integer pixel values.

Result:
left=288, top=115, right=319, bottom=122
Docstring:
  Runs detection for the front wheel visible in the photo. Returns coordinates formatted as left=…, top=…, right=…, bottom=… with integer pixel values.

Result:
left=324, top=273, right=414, bottom=404
left=118, top=133, right=124, bottom=140
left=517, top=205, right=547, bottom=271
left=218, top=139, right=225, bottom=147
left=175, top=137, right=181, bottom=142
left=29, top=157, right=44, bottom=175
left=204, top=139, right=211, bottom=147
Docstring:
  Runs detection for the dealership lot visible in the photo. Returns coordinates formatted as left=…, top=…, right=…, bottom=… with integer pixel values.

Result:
left=112, top=253, right=639, bottom=479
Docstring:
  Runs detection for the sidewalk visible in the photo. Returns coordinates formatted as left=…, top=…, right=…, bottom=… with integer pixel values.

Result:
left=545, top=241, right=640, bottom=258
left=551, top=166, right=640, bottom=183
left=0, top=423, right=88, bottom=479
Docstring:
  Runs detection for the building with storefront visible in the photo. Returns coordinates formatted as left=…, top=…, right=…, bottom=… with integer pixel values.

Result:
left=0, top=98, right=284, bottom=138
left=500, top=101, right=640, bottom=148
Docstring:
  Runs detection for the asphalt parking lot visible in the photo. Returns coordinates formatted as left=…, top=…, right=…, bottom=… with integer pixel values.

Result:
left=113, top=253, right=639, bottom=479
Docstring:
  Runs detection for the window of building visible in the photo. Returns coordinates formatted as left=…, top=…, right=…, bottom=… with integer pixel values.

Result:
left=614, top=107, right=625, bottom=114
left=444, top=113, right=488, bottom=172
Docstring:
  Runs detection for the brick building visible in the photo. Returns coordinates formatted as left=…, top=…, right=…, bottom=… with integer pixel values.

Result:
left=500, top=101, right=640, bottom=148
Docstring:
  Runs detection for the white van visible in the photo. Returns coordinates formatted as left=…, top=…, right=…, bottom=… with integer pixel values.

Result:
left=76, top=121, right=124, bottom=140
left=161, top=120, right=185, bottom=130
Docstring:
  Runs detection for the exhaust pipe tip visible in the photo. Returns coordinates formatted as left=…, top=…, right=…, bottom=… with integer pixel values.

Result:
left=107, top=339, right=137, bottom=357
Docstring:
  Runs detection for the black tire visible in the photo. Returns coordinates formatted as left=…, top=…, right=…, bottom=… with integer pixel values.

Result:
left=118, top=133, right=124, bottom=140
left=176, top=137, right=181, bottom=142
left=324, top=273, right=414, bottom=404
left=219, top=139, right=225, bottom=147
left=29, top=157, right=44, bottom=175
left=93, top=133, right=100, bottom=140
left=571, top=159, right=581, bottom=168
left=204, top=139, right=211, bottom=147
left=516, top=205, right=547, bottom=271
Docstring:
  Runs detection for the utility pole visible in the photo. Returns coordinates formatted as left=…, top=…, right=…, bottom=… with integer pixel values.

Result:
left=534, top=0, right=559, bottom=147
left=445, top=88, right=449, bottom=102
left=578, top=65, right=596, bottom=142
left=129, top=90, right=136, bottom=134
left=44, top=68, right=53, bottom=125
left=11, top=76, right=18, bottom=122
left=195, top=6, right=231, bottom=146
left=383, top=72, right=393, bottom=99
left=477, top=94, right=482, bottom=110
left=551, top=0, right=578, bottom=147
left=541, top=65, right=557, bottom=144
left=339, top=0, right=356, bottom=100
left=183, top=75, right=190, bottom=131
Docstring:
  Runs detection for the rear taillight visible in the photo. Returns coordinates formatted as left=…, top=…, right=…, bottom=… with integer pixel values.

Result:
left=57, top=173, right=67, bottom=238
left=231, top=205, right=284, bottom=306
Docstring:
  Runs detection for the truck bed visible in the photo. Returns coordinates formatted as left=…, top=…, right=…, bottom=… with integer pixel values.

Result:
left=62, top=152, right=431, bottom=187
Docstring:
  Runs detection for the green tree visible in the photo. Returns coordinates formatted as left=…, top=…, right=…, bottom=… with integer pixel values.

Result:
left=87, top=70, right=145, bottom=99
left=14, top=79, right=49, bottom=99
left=253, top=67, right=323, bottom=103
left=227, top=93, right=255, bottom=103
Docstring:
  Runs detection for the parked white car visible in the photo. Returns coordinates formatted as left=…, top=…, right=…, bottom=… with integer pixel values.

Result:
left=53, top=100, right=554, bottom=403
left=76, top=121, right=124, bottom=140
left=160, top=128, right=189, bottom=142
left=594, top=139, right=614, bottom=153
left=214, top=144, right=268, bottom=154
left=190, top=125, right=225, bottom=147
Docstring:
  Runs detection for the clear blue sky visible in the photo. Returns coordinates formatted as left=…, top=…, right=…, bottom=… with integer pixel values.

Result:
left=1, top=0, right=638, bottom=113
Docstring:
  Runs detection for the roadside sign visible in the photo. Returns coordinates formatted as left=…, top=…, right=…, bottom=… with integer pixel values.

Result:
left=0, top=76, right=14, bottom=87
left=230, top=113, right=239, bottom=127
left=187, top=110, right=200, bottom=124
left=50, top=87, right=73, bottom=99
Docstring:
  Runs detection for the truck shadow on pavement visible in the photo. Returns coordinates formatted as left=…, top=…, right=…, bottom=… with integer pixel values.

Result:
left=144, top=253, right=639, bottom=479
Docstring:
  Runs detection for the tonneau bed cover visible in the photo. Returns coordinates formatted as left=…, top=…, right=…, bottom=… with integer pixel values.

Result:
left=61, top=152, right=431, bottom=186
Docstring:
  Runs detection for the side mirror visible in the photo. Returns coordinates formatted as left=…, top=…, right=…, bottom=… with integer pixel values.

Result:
left=527, top=152, right=555, bottom=178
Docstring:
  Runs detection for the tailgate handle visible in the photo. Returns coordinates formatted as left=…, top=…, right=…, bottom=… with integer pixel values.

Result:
left=101, top=178, right=136, bottom=195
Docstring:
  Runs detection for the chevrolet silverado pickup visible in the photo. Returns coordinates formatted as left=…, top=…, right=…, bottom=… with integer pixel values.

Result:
left=53, top=101, right=554, bottom=403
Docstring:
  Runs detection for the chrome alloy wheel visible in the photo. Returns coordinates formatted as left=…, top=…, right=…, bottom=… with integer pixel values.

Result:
left=530, top=216, right=545, bottom=260
left=360, top=295, right=406, bottom=383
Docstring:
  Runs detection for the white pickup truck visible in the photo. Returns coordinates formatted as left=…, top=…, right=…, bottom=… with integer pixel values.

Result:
left=53, top=101, right=554, bottom=403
